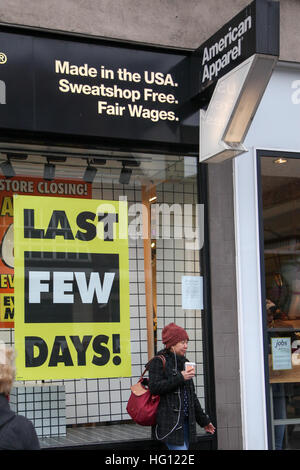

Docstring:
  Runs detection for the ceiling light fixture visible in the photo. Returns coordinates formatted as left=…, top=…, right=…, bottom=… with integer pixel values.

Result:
left=44, top=159, right=56, bottom=180
left=0, top=157, right=15, bottom=178
left=274, top=158, right=288, bottom=165
left=119, top=164, right=132, bottom=185
left=84, top=161, right=97, bottom=183
left=118, top=159, right=140, bottom=185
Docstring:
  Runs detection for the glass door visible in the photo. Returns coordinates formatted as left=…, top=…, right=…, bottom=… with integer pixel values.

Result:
left=260, top=152, right=300, bottom=449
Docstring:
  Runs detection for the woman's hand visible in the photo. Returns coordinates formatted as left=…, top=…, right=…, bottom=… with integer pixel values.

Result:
left=181, top=368, right=195, bottom=381
left=204, top=423, right=216, bottom=434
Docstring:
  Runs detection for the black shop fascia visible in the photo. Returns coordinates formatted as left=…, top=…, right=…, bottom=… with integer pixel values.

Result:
left=0, top=0, right=279, bottom=156
left=0, top=25, right=201, bottom=156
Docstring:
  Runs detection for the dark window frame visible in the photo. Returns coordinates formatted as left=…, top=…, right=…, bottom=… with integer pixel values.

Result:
left=257, top=149, right=300, bottom=450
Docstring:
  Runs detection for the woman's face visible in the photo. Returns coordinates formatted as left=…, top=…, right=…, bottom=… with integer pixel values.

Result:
left=171, top=340, right=188, bottom=356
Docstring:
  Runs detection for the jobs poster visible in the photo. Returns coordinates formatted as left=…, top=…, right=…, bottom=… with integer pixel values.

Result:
left=14, top=195, right=131, bottom=380
left=0, top=176, right=91, bottom=328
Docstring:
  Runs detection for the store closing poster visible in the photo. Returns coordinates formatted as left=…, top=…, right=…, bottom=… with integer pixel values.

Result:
left=14, top=195, right=131, bottom=380
left=0, top=176, right=91, bottom=328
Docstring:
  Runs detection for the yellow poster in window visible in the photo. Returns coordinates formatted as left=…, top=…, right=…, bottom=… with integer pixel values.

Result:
left=14, top=195, right=131, bottom=380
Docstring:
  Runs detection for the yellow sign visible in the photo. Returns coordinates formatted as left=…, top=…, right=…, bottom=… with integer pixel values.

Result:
left=14, top=195, right=131, bottom=380
left=0, top=292, right=14, bottom=323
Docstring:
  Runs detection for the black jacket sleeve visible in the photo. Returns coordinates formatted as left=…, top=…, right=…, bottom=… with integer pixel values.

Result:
left=13, top=415, right=40, bottom=450
left=192, top=385, right=211, bottom=427
left=21, top=417, right=40, bottom=450
left=148, top=356, right=184, bottom=396
left=0, top=415, right=40, bottom=450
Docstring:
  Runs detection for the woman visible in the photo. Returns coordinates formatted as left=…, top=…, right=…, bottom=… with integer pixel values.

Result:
left=148, top=323, right=215, bottom=450
left=0, top=346, right=40, bottom=450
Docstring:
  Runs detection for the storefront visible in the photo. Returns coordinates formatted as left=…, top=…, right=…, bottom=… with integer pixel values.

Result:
left=3, top=0, right=298, bottom=451
left=233, top=63, right=300, bottom=449
left=0, top=24, right=216, bottom=450
left=198, top=0, right=281, bottom=449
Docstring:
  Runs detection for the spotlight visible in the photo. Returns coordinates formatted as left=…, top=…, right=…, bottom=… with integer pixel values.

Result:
left=274, top=158, right=288, bottom=165
left=0, top=159, right=15, bottom=178
left=84, top=164, right=97, bottom=183
left=119, top=165, right=132, bottom=185
left=44, top=162, right=55, bottom=181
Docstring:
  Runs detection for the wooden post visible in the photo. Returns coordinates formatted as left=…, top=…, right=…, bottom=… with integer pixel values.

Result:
left=141, top=185, right=156, bottom=360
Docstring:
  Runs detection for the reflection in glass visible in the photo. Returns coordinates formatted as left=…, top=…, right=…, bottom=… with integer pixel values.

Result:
left=262, top=155, right=300, bottom=449
left=0, top=146, right=203, bottom=431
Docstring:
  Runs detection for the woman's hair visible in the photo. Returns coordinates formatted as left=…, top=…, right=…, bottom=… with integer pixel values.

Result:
left=0, top=346, right=16, bottom=395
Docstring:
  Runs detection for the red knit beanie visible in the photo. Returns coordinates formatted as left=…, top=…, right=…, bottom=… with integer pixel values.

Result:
left=162, top=323, right=189, bottom=349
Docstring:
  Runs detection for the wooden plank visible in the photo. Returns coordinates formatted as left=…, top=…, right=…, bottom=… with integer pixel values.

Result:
left=141, top=185, right=156, bottom=360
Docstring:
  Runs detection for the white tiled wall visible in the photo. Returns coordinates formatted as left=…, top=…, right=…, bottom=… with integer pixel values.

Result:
left=10, top=384, right=66, bottom=437
left=0, top=177, right=205, bottom=426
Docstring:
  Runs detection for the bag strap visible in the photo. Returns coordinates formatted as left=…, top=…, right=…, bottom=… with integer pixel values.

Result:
left=141, top=354, right=166, bottom=378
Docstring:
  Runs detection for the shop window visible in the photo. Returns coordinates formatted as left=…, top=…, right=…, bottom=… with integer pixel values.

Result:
left=261, top=154, right=300, bottom=450
left=0, top=147, right=206, bottom=443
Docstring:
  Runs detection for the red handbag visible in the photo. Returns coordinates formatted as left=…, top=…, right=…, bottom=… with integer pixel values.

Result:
left=126, top=355, right=166, bottom=426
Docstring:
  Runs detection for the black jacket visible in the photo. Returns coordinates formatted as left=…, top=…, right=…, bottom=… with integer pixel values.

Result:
left=148, top=350, right=210, bottom=446
left=0, top=393, right=40, bottom=450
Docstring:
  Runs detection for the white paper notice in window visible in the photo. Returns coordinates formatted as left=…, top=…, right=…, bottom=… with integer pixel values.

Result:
left=271, top=337, right=292, bottom=371
left=181, top=276, right=203, bottom=310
